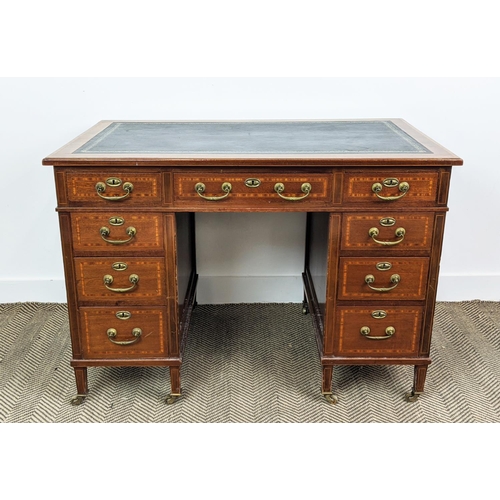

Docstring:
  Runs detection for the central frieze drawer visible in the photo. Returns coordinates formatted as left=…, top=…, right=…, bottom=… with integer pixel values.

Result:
left=338, top=257, right=429, bottom=300
left=71, top=212, right=164, bottom=254
left=341, top=213, right=434, bottom=252
left=75, top=257, right=166, bottom=303
left=334, top=307, right=423, bottom=357
left=173, top=173, right=332, bottom=206
left=80, top=307, right=168, bottom=358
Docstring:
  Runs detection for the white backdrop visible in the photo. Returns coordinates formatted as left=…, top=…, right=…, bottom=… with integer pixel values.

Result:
left=0, top=77, right=498, bottom=303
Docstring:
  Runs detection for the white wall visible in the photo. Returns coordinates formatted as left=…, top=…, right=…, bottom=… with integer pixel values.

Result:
left=0, top=78, right=498, bottom=303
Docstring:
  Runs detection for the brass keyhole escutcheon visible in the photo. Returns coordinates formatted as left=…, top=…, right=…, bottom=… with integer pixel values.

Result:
left=106, top=177, right=122, bottom=187
left=109, top=216, right=125, bottom=226
left=383, top=177, right=399, bottom=187
left=112, top=262, right=128, bottom=271
left=376, top=262, right=392, bottom=271
left=244, top=178, right=261, bottom=188
left=371, top=310, right=387, bottom=319
left=116, top=311, right=132, bottom=320
left=380, top=217, right=396, bottom=227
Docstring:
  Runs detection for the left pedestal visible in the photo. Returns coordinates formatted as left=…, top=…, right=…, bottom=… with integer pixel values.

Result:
left=54, top=167, right=196, bottom=405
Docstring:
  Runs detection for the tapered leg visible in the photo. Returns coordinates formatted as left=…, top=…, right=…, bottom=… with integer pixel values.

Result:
left=405, top=365, right=428, bottom=402
left=71, top=367, right=88, bottom=405
left=322, top=365, right=338, bottom=404
left=166, top=366, right=182, bottom=404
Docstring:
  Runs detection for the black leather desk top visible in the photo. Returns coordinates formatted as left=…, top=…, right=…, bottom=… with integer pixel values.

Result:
left=75, top=121, right=431, bottom=155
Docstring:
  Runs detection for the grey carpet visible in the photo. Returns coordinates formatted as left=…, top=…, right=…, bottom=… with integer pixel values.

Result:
left=1, top=301, right=499, bottom=423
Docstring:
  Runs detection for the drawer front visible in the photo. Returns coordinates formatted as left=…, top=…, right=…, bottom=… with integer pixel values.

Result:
left=66, top=172, right=162, bottom=206
left=71, top=212, right=164, bottom=253
left=341, top=213, right=434, bottom=252
left=75, top=257, right=166, bottom=303
left=173, top=173, right=332, bottom=207
left=80, top=307, right=167, bottom=358
left=338, top=257, right=429, bottom=300
left=343, top=171, right=439, bottom=205
left=334, top=307, right=422, bottom=356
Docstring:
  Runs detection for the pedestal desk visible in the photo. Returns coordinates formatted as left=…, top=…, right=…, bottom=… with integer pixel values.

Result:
left=42, top=120, right=463, bottom=405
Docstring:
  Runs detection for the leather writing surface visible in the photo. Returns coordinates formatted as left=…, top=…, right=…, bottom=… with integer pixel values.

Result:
left=75, top=121, right=431, bottom=155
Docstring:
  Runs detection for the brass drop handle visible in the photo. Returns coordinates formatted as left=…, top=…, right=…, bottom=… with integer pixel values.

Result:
left=274, top=182, right=312, bottom=201
left=364, top=273, right=400, bottom=292
left=372, top=181, right=409, bottom=201
left=100, top=226, right=137, bottom=245
left=360, top=326, right=395, bottom=340
left=107, top=327, right=142, bottom=345
left=195, top=182, right=232, bottom=201
left=95, top=181, right=134, bottom=201
left=368, top=227, right=406, bottom=246
left=103, top=273, right=139, bottom=293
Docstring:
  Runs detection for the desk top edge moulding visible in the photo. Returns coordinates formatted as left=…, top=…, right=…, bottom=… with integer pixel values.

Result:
left=43, top=119, right=463, bottom=407
left=43, top=119, right=463, bottom=166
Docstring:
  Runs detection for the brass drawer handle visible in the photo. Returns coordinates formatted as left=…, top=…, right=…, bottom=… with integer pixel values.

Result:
left=274, top=182, right=311, bottom=201
left=107, top=327, right=142, bottom=345
left=195, top=182, right=232, bottom=201
left=360, top=326, right=395, bottom=340
left=95, top=181, right=134, bottom=201
left=100, top=226, right=137, bottom=245
left=368, top=227, right=406, bottom=246
left=103, top=273, right=139, bottom=293
left=364, top=273, right=400, bottom=292
left=371, top=180, right=409, bottom=201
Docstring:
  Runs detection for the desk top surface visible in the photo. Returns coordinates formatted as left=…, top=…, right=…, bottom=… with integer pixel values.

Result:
left=43, top=119, right=463, bottom=167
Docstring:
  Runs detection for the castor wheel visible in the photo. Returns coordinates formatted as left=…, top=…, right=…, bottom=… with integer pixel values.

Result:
left=165, top=394, right=181, bottom=405
left=302, top=302, right=309, bottom=315
left=70, top=395, right=86, bottom=406
left=405, top=391, right=421, bottom=403
left=324, top=394, right=338, bottom=404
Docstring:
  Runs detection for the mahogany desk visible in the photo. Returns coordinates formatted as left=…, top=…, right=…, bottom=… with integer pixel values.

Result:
left=42, top=120, right=463, bottom=405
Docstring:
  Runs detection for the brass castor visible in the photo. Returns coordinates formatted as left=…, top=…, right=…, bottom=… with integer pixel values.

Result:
left=165, top=394, right=181, bottom=405
left=302, top=302, right=309, bottom=315
left=405, top=391, right=422, bottom=403
left=70, top=395, right=86, bottom=406
left=324, top=394, right=338, bottom=404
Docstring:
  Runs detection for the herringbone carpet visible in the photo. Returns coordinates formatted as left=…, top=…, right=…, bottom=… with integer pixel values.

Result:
left=1, top=301, right=499, bottom=423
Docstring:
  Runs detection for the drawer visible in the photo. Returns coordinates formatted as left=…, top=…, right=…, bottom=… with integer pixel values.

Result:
left=65, top=172, right=162, bottom=206
left=75, top=257, right=166, bottom=303
left=71, top=212, right=164, bottom=254
left=343, top=171, right=439, bottom=205
left=341, top=213, right=434, bottom=252
left=173, top=173, right=332, bottom=207
left=338, top=257, right=429, bottom=300
left=80, top=307, right=167, bottom=358
left=334, top=306, right=422, bottom=357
